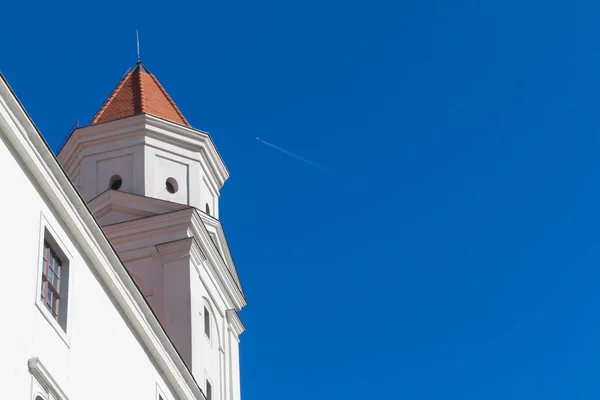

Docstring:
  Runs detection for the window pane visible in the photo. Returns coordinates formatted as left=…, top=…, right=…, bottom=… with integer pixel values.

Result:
left=42, top=247, right=48, bottom=274
left=52, top=297, right=59, bottom=317
left=206, top=381, right=212, bottom=400
left=40, top=239, right=67, bottom=326
left=204, top=307, right=210, bottom=338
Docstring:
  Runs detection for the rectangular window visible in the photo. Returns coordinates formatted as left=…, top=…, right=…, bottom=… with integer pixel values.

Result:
left=40, top=241, right=62, bottom=321
left=204, top=306, right=211, bottom=338
left=206, top=380, right=212, bottom=400
left=38, top=230, right=70, bottom=333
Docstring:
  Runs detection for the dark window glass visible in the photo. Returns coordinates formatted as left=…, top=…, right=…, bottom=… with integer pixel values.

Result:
left=166, top=181, right=175, bottom=193
left=206, top=381, right=212, bottom=400
left=109, top=174, right=122, bottom=190
left=166, top=178, right=178, bottom=194
left=41, top=241, right=62, bottom=321
left=204, top=306, right=210, bottom=338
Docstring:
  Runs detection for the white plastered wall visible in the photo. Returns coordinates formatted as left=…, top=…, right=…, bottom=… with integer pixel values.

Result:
left=144, top=143, right=219, bottom=217
left=75, top=135, right=145, bottom=202
left=0, top=133, right=177, bottom=400
left=191, top=264, right=225, bottom=400
left=60, top=121, right=222, bottom=219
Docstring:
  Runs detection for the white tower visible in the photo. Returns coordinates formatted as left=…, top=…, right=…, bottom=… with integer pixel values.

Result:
left=57, top=62, right=246, bottom=400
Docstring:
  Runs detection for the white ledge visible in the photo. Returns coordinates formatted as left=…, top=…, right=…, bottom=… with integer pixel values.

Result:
left=28, top=357, right=69, bottom=400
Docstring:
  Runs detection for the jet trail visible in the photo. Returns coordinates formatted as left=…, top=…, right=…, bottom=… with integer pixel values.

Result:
left=256, top=138, right=336, bottom=175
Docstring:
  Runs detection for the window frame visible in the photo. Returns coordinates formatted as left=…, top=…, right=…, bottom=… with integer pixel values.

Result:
left=206, top=380, right=212, bottom=400
left=204, top=305, right=211, bottom=340
left=156, top=382, right=167, bottom=400
left=35, top=214, right=72, bottom=347
left=40, top=240, right=63, bottom=320
left=204, top=373, right=214, bottom=400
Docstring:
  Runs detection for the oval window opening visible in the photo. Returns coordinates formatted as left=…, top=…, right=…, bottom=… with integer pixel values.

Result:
left=166, top=178, right=178, bottom=194
left=109, top=174, right=122, bottom=190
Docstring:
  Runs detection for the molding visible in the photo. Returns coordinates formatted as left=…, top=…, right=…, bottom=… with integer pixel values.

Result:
left=189, top=210, right=247, bottom=310
left=156, top=237, right=194, bottom=263
left=0, top=74, right=204, bottom=400
left=197, top=212, right=242, bottom=289
left=28, top=357, right=69, bottom=400
left=226, top=309, right=246, bottom=336
left=89, top=189, right=190, bottom=225
left=190, top=237, right=207, bottom=264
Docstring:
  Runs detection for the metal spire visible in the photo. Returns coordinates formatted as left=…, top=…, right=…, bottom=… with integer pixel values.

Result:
left=136, top=29, right=141, bottom=62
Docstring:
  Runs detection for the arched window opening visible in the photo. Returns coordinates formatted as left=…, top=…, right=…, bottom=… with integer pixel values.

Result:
left=109, top=174, right=122, bottom=190
left=205, top=203, right=210, bottom=215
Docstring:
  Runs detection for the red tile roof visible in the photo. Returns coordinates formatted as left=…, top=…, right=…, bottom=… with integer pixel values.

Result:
left=91, top=62, right=190, bottom=127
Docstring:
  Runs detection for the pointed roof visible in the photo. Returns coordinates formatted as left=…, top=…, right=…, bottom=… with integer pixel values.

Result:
left=91, top=62, right=190, bottom=127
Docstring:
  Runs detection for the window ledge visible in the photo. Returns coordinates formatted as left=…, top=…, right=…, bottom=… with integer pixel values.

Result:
left=35, top=301, right=70, bottom=348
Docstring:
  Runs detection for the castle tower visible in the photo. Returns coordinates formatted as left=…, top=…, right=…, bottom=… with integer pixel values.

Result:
left=57, top=62, right=246, bottom=400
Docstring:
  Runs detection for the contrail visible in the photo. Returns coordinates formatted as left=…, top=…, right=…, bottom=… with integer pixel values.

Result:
left=256, top=138, right=336, bottom=175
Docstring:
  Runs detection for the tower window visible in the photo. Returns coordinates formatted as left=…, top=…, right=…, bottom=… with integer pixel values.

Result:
left=204, top=306, right=211, bottom=338
left=166, top=177, right=178, bottom=194
left=205, top=203, right=210, bottom=215
left=206, top=380, right=212, bottom=400
left=109, top=174, right=122, bottom=190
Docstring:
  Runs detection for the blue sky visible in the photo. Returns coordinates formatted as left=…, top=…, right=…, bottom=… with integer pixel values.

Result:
left=4, top=0, right=600, bottom=398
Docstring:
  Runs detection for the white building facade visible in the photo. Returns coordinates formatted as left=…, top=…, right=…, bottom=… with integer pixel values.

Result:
left=0, top=62, right=246, bottom=400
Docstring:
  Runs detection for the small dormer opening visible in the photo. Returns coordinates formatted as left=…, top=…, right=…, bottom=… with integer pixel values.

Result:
left=109, top=174, right=122, bottom=190
left=166, top=177, right=178, bottom=194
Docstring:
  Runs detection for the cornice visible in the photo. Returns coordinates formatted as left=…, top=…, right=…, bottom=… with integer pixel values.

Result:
left=190, top=237, right=208, bottom=265
left=89, top=189, right=190, bottom=225
left=197, top=212, right=242, bottom=289
left=0, top=76, right=204, bottom=400
left=57, top=113, right=229, bottom=190
left=156, top=237, right=194, bottom=263
left=102, top=208, right=195, bottom=240
left=189, top=210, right=247, bottom=310
left=226, top=309, right=246, bottom=337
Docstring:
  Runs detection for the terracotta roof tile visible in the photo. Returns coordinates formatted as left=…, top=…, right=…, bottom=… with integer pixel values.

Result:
left=91, top=62, right=190, bottom=127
